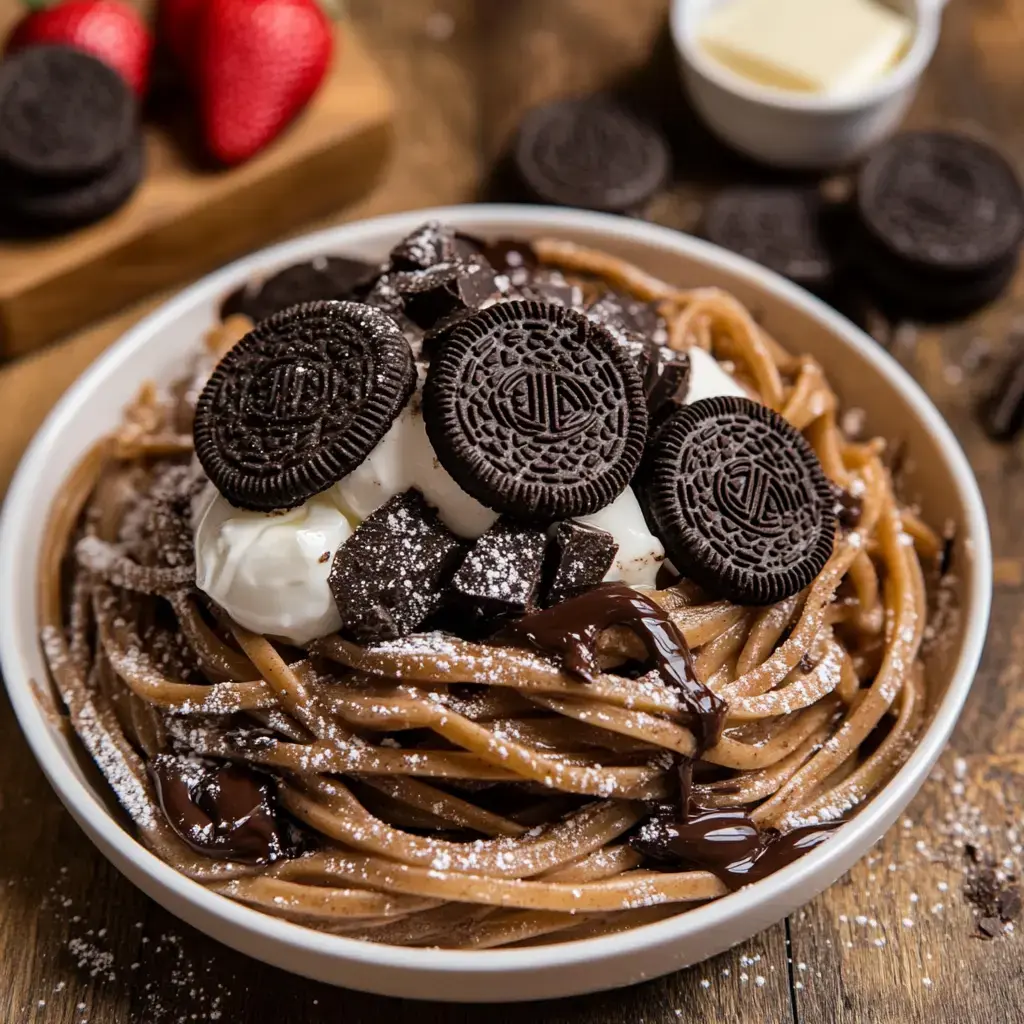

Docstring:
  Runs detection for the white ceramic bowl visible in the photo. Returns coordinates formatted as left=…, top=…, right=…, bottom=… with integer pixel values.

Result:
left=671, top=0, right=947, bottom=169
left=0, top=205, right=990, bottom=1002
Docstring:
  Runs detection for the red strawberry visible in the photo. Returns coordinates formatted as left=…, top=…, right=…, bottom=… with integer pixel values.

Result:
left=157, top=0, right=206, bottom=82
left=5, top=0, right=153, bottom=96
left=198, top=0, right=333, bottom=165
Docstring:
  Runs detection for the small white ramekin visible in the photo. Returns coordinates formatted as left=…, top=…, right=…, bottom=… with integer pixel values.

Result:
left=671, top=0, right=947, bottom=169
left=0, top=205, right=990, bottom=1002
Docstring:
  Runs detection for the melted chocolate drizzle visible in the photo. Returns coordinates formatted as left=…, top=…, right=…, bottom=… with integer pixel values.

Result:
left=504, top=581, right=728, bottom=754
left=149, top=754, right=284, bottom=863
left=631, top=761, right=845, bottom=890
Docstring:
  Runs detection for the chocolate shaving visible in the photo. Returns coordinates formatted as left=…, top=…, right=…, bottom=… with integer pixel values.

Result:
left=963, top=865, right=1021, bottom=940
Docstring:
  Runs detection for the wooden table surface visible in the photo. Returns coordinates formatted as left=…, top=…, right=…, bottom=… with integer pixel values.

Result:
left=1, top=1, right=1022, bottom=1021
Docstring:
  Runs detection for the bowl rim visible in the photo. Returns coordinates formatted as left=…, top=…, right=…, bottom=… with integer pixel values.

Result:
left=0, top=204, right=991, bottom=980
left=669, top=0, right=941, bottom=115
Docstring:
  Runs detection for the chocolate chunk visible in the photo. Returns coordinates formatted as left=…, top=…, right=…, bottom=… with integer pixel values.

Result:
left=423, top=300, right=649, bottom=522
left=514, top=96, right=670, bottom=213
left=0, top=46, right=135, bottom=180
left=643, top=397, right=837, bottom=605
left=451, top=518, right=547, bottom=618
left=545, top=521, right=617, bottom=605
left=964, top=865, right=1021, bottom=939
left=982, top=334, right=1024, bottom=442
left=855, top=132, right=1024, bottom=317
left=834, top=486, right=864, bottom=530
left=387, top=256, right=501, bottom=330
left=194, top=301, right=416, bottom=512
left=148, top=754, right=284, bottom=863
left=0, top=132, right=143, bottom=230
left=586, top=290, right=664, bottom=341
left=475, top=237, right=539, bottom=277
left=645, top=351, right=691, bottom=431
left=518, top=270, right=583, bottom=309
left=583, top=290, right=685, bottom=425
left=389, top=220, right=457, bottom=271
left=701, top=189, right=835, bottom=293
left=220, top=256, right=378, bottom=324
left=328, top=490, right=467, bottom=641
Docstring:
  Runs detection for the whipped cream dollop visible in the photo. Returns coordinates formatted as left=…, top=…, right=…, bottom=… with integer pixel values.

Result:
left=576, top=488, right=664, bottom=589
left=332, top=396, right=499, bottom=540
left=685, top=346, right=750, bottom=403
left=194, top=485, right=352, bottom=645
left=193, top=342, right=748, bottom=641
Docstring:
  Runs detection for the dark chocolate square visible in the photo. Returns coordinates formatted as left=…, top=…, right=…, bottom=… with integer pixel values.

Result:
left=328, top=490, right=467, bottom=642
left=544, top=521, right=617, bottom=605
left=451, top=518, right=547, bottom=618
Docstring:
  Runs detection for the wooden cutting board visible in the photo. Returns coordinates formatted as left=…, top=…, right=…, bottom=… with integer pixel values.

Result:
left=0, top=24, right=394, bottom=358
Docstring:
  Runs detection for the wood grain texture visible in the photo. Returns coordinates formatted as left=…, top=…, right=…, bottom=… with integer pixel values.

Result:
left=1, top=0, right=1023, bottom=1021
left=0, top=23, right=393, bottom=357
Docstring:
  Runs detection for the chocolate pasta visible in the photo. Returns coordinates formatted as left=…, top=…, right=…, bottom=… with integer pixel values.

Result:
left=38, top=233, right=940, bottom=950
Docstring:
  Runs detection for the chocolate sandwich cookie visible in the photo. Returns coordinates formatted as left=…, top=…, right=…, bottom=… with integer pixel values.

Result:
left=194, top=301, right=416, bottom=512
left=514, top=96, right=670, bottom=213
left=0, top=46, right=135, bottom=180
left=643, top=397, right=836, bottom=605
left=220, top=256, right=378, bottom=324
left=423, top=300, right=649, bottom=522
left=700, top=189, right=836, bottom=294
left=0, top=133, right=144, bottom=229
left=854, top=132, right=1024, bottom=316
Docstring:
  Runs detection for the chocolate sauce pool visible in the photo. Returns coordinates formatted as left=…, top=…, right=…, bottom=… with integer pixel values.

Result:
left=632, top=802, right=843, bottom=889
left=149, top=754, right=283, bottom=863
left=505, top=582, right=728, bottom=753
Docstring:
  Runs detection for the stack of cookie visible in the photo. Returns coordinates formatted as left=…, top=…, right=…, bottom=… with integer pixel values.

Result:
left=853, top=132, right=1024, bottom=318
left=697, top=131, right=1024, bottom=320
left=0, top=45, right=143, bottom=233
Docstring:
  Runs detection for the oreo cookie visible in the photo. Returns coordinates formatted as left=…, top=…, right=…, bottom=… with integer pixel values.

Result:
left=700, top=189, right=836, bottom=294
left=514, top=97, right=670, bottom=213
left=329, top=490, right=467, bottom=641
left=423, top=300, right=649, bottom=522
left=0, top=133, right=144, bottom=229
left=644, top=397, right=836, bottom=605
left=194, top=301, right=416, bottom=512
left=854, top=132, right=1024, bottom=316
left=0, top=46, right=135, bottom=180
left=220, top=256, right=378, bottom=324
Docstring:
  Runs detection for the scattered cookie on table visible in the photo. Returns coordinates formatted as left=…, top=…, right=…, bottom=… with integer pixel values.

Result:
left=700, top=187, right=836, bottom=294
left=513, top=95, right=670, bottom=213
